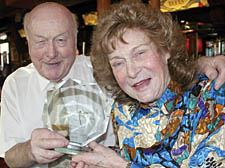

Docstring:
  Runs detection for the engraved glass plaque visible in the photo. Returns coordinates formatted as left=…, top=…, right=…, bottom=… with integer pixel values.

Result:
left=42, top=79, right=113, bottom=155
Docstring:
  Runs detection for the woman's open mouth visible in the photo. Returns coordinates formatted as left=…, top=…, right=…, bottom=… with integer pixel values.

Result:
left=132, top=78, right=151, bottom=91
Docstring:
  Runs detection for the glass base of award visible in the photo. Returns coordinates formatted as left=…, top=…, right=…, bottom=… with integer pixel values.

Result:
left=54, top=142, right=90, bottom=155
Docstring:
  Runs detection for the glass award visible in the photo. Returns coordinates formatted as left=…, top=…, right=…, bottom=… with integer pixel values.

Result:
left=42, top=78, right=113, bottom=155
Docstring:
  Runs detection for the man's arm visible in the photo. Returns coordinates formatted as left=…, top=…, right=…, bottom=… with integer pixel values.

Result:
left=197, top=55, right=225, bottom=90
left=5, top=140, right=35, bottom=167
left=0, top=77, right=69, bottom=167
left=5, top=128, right=69, bottom=168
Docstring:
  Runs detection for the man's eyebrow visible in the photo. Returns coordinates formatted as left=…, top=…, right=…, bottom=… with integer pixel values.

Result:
left=33, top=32, right=68, bottom=39
left=55, top=32, right=68, bottom=38
left=33, top=34, right=46, bottom=39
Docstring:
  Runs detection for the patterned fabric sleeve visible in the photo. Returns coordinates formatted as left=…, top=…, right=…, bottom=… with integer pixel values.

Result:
left=187, top=77, right=225, bottom=168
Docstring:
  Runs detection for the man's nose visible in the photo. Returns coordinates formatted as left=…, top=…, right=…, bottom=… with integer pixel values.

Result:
left=47, top=42, right=58, bottom=58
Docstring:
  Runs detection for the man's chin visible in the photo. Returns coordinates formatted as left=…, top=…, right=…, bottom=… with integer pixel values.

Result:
left=40, top=69, right=67, bottom=82
left=45, top=75, right=63, bottom=82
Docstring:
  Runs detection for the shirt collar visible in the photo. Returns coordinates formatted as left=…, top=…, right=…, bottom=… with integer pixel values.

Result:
left=32, top=64, right=49, bottom=92
left=156, top=80, right=182, bottom=108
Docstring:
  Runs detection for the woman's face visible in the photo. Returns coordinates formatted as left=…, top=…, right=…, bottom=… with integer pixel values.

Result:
left=108, top=29, right=171, bottom=104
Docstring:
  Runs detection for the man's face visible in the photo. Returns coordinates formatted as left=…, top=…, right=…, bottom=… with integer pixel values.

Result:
left=27, top=11, right=76, bottom=82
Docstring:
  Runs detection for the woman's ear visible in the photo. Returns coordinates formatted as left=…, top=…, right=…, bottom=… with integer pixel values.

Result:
left=164, top=52, right=171, bottom=64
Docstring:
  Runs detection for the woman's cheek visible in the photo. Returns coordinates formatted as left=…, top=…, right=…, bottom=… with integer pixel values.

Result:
left=115, top=72, right=127, bottom=90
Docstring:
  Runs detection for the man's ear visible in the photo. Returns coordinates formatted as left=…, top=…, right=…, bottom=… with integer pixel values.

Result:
left=74, top=37, right=78, bottom=54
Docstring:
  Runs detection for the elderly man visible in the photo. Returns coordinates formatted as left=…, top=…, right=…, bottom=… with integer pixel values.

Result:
left=0, top=2, right=115, bottom=168
left=0, top=1, right=224, bottom=168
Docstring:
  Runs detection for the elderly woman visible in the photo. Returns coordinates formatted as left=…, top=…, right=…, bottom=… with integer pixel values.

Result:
left=71, top=0, right=225, bottom=167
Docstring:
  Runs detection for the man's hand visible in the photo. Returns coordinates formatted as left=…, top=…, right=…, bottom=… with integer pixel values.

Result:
left=29, top=128, right=69, bottom=164
left=5, top=128, right=69, bottom=167
left=197, top=55, right=225, bottom=90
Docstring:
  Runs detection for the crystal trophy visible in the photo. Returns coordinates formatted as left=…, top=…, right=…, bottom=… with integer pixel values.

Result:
left=43, top=79, right=113, bottom=155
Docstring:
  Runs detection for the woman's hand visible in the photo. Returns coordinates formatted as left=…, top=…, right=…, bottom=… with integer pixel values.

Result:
left=71, top=141, right=128, bottom=168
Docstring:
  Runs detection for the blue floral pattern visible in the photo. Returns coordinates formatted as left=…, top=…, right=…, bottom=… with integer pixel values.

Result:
left=112, top=76, right=225, bottom=168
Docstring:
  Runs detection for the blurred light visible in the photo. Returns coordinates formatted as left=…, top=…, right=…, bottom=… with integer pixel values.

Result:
left=197, top=22, right=205, bottom=25
left=0, top=33, right=7, bottom=40
left=184, top=25, right=190, bottom=29
left=82, top=12, right=98, bottom=26
left=18, top=29, right=26, bottom=38
left=183, top=29, right=195, bottom=33
left=208, top=33, right=218, bottom=36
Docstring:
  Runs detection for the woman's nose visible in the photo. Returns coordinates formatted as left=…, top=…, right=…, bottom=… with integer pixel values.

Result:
left=126, top=61, right=140, bottom=78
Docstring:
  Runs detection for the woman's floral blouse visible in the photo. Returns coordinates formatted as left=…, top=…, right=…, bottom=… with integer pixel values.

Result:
left=112, top=76, right=225, bottom=168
